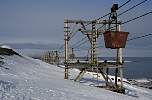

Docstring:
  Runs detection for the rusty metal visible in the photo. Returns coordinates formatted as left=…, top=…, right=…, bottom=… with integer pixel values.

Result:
left=103, top=31, right=129, bottom=49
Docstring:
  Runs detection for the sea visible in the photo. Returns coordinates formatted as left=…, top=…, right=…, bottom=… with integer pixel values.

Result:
left=32, top=54, right=152, bottom=80
left=100, top=57, right=152, bottom=79
left=123, top=57, right=152, bottom=79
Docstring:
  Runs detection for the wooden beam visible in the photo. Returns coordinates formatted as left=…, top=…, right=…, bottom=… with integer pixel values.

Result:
left=64, top=19, right=121, bottom=24
left=74, top=68, right=86, bottom=82
left=67, top=61, right=123, bottom=69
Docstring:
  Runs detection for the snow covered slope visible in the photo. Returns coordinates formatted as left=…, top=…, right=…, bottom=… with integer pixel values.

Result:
left=0, top=48, right=152, bottom=100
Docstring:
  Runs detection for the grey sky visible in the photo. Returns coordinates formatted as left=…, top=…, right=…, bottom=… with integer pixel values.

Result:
left=0, top=0, right=152, bottom=56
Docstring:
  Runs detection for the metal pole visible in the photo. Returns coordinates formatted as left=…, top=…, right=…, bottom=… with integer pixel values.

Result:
left=115, top=7, right=119, bottom=88
left=116, top=24, right=123, bottom=88
left=118, top=25, right=123, bottom=88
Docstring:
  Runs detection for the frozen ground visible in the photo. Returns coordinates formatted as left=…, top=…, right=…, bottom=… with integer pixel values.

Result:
left=0, top=49, right=152, bottom=100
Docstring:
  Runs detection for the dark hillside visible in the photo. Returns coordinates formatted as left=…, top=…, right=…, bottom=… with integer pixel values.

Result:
left=0, top=47, right=20, bottom=56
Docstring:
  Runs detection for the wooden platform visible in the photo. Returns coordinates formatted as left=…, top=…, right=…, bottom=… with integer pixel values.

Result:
left=66, top=60, right=123, bottom=69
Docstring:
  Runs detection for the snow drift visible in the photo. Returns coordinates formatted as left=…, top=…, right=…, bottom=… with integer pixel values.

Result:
left=0, top=47, right=152, bottom=100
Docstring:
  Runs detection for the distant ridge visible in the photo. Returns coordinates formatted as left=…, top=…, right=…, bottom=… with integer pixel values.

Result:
left=0, top=43, right=61, bottom=49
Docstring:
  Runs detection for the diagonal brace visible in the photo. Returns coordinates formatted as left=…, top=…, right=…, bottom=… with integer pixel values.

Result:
left=74, top=68, right=86, bottom=82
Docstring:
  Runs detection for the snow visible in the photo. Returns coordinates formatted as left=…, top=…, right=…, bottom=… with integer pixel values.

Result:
left=135, top=79, right=150, bottom=83
left=0, top=53, right=152, bottom=100
left=0, top=45, right=12, bottom=49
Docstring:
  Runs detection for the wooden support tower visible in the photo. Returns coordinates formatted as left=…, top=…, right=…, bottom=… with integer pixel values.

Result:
left=63, top=4, right=129, bottom=93
left=63, top=19, right=126, bottom=91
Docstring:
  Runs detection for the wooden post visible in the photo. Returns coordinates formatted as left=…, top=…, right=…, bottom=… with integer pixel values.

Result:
left=91, top=21, right=97, bottom=69
left=64, top=19, right=69, bottom=79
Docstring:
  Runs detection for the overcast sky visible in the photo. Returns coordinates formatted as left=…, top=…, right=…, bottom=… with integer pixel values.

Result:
left=0, top=0, right=152, bottom=56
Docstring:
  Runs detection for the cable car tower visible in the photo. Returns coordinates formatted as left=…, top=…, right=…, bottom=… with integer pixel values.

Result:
left=64, top=4, right=129, bottom=92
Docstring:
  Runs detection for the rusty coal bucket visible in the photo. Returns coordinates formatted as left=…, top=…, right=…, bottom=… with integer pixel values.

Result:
left=103, top=31, right=129, bottom=49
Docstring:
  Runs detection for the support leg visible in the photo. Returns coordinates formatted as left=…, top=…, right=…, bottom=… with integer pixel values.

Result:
left=64, top=65, right=68, bottom=79
left=98, top=68, right=116, bottom=88
left=106, top=68, right=109, bottom=86
left=115, top=68, right=118, bottom=87
left=119, top=67, right=123, bottom=88
left=74, top=68, right=86, bottom=82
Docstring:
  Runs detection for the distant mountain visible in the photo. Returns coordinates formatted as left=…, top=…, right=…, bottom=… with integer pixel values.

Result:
left=0, top=43, right=61, bottom=50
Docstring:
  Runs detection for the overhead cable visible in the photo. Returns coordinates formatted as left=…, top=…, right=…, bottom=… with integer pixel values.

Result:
left=118, top=0, right=149, bottom=16
left=96, top=0, right=132, bottom=21
left=127, top=33, right=152, bottom=41
left=122, top=11, right=152, bottom=25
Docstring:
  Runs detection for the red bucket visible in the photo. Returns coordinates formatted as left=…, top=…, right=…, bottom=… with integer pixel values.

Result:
left=103, top=31, right=129, bottom=49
